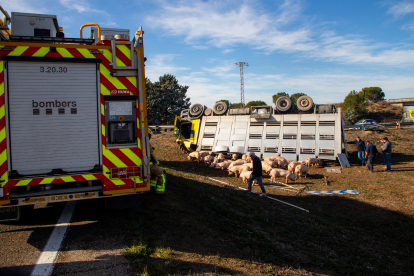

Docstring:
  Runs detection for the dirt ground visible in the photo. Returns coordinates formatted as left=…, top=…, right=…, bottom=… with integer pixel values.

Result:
left=126, top=127, right=414, bottom=275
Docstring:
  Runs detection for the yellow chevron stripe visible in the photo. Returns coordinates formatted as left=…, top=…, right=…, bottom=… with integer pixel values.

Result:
left=77, top=48, right=96, bottom=59
left=137, top=138, right=141, bottom=149
left=119, top=148, right=140, bottom=166
left=117, top=45, right=131, bottom=59
left=0, top=128, right=5, bottom=142
left=0, top=61, right=3, bottom=74
left=101, top=49, right=112, bottom=63
left=0, top=149, right=6, bottom=164
left=102, top=124, right=105, bottom=137
left=103, top=165, right=126, bottom=185
left=32, top=47, right=50, bottom=57
left=56, top=48, right=74, bottom=58
left=101, top=103, right=105, bottom=115
left=60, top=176, right=75, bottom=182
left=0, top=82, right=4, bottom=97
left=126, top=76, right=137, bottom=87
left=16, top=180, right=31, bottom=187
left=101, top=66, right=127, bottom=89
left=8, top=46, right=29, bottom=56
left=83, top=175, right=98, bottom=181
left=103, top=146, right=127, bottom=167
left=1, top=172, right=8, bottom=187
left=116, top=57, right=126, bottom=67
left=0, top=106, right=5, bottom=121
left=39, top=178, right=54, bottom=185
left=100, top=83, right=111, bottom=95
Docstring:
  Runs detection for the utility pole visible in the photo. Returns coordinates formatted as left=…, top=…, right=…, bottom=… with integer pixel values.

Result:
left=235, top=62, right=248, bottom=107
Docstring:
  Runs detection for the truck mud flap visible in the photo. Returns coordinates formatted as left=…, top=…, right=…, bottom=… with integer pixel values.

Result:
left=0, top=206, right=20, bottom=222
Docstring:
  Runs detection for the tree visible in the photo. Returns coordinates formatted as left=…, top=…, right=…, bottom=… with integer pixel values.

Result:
left=341, top=90, right=367, bottom=122
left=146, top=74, right=191, bottom=125
left=272, top=92, right=289, bottom=105
left=229, top=103, right=243, bottom=109
left=246, top=101, right=267, bottom=107
left=360, top=87, right=385, bottom=101
left=342, top=107, right=358, bottom=125
left=290, top=93, right=306, bottom=106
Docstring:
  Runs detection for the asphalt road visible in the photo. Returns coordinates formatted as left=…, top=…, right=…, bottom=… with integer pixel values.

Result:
left=0, top=199, right=133, bottom=275
left=0, top=203, right=66, bottom=275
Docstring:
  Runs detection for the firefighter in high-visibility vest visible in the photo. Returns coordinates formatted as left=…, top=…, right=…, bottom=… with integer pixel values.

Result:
left=148, top=129, right=166, bottom=194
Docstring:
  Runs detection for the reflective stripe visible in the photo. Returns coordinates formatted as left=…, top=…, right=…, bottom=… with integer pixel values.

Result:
left=150, top=180, right=157, bottom=187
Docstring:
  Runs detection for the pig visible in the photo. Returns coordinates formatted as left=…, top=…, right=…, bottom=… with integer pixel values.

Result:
left=188, top=151, right=200, bottom=162
left=261, top=161, right=273, bottom=174
left=275, top=159, right=288, bottom=169
left=231, top=153, right=241, bottom=161
left=269, top=168, right=297, bottom=184
left=214, top=153, right=226, bottom=163
left=228, top=159, right=247, bottom=169
left=242, top=153, right=247, bottom=160
left=288, top=161, right=302, bottom=173
left=240, top=163, right=253, bottom=171
left=216, top=161, right=232, bottom=170
left=239, top=170, right=252, bottom=183
left=201, top=155, right=214, bottom=165
left=228, top=165, right=247, bottom=177
left=209, top=163, right=216, bottom=168
left=295, top=164, right=309, bottom=179
left=199, top=151, right=210, bottom=158
left=264, top=160, right=278, bottom=168
left=305, top=158, right=319, bottom=167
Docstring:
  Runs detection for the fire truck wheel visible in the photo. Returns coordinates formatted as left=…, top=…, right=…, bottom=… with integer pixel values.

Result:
left=276, top=96, right=292, bottom=112
left=189, top=103, right=204, bottom=117
left=297, top=95, right=314, bottom=111
left=213, top=101, right=228, bottom=115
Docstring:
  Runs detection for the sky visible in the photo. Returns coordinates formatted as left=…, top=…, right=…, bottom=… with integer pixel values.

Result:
left=3, top=0, right=414, bottom=108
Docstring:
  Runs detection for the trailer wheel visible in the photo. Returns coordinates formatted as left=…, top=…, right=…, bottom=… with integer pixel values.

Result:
left=297, top=95, right=314, bottom=111
left=275, top=96, right=292, bottom=112
left=204, top=108, right=213, bottom=116
left=213, top=101, right=228, bottom=115
left=189, top=103, right=204, bottom=117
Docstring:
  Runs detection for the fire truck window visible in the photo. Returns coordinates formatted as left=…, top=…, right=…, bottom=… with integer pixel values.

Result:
left=180, top=123, right=192, bottom=140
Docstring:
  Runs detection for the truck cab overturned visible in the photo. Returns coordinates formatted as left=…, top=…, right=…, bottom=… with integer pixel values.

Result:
left=0, top=7, right=159, bottom=220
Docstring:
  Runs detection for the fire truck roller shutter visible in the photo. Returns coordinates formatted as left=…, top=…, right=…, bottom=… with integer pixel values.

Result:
left=7, top=61, right=100, bottom=175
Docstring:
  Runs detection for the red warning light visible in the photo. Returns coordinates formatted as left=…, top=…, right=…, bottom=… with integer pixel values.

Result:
left=118, top=116, right=124, bottom=121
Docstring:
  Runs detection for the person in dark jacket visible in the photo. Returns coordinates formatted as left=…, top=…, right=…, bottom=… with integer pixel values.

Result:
left=381, top=137, right=392, bottom=171
left=247, top=152, right=267, bottom=197
left=346, top=137, right=366, bottom=165
left=365, top=141, right=378, bottom=172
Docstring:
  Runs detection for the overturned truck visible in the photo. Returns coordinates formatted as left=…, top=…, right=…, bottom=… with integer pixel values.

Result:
left=174, top=96, right=346, bottom=162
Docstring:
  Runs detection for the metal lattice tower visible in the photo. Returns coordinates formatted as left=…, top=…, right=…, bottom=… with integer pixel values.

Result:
left=235, top=62, right=248, bottom=107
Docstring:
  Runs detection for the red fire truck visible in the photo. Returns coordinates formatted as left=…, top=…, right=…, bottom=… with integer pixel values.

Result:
left=0, top=7, right=152, bottom=220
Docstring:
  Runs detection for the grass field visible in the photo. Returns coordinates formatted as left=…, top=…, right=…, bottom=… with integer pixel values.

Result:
left=125, top=128, right=414, bottom=275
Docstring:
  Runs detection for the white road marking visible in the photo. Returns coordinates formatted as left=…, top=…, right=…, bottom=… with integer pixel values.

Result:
left=31, top=201, right=77, bottom=276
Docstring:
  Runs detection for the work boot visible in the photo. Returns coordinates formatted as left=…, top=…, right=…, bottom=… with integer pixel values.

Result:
left=260, top=193, right=267, bottom=197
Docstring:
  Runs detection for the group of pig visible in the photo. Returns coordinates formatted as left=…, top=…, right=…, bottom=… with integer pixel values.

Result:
left=187, top=151, right=323, bottom=184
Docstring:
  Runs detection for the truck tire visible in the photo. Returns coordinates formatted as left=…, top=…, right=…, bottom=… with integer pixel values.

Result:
left=297, top=95, right=313, bottom=111
left=213, top=101, right=228, bottom=115
left=204, top=108, right=213, bottom=116
left=189, top=103, right=204, bottom=117
left=275, top=96, right=292, bottom=112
